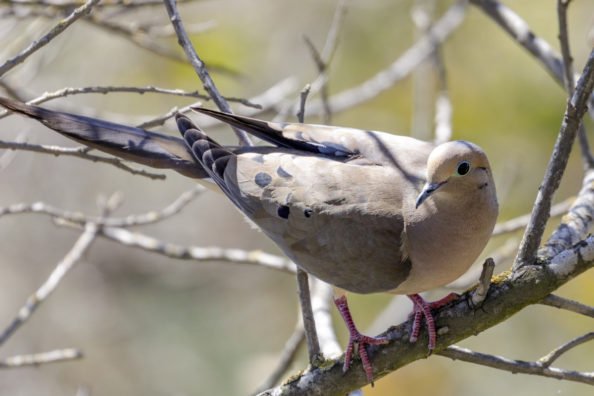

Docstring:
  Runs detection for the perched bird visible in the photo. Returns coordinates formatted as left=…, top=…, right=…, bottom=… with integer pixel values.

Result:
left=0, top=97, right=498, bottom=384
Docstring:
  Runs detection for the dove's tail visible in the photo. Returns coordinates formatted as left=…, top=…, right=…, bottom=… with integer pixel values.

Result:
left=0, top=96, right=207, bottom=179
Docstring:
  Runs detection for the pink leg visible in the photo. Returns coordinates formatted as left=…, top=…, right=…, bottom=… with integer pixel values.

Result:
left=428, top=293, right=459, bottom=309
left=407, top=293, right=459, bottom=351
left=409, top=305, right=424, bottom=343
left=334, top=295, right=389, bottom=385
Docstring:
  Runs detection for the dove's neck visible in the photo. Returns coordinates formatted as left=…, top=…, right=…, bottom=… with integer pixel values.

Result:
left=397, top=182, right=498, bottom=294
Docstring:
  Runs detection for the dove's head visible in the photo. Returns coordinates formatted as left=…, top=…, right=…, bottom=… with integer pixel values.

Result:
left=415, top=140, right=495, bottom=209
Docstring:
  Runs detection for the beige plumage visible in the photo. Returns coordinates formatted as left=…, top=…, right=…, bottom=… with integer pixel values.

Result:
left=183, top=108, right=498, bottom=296
left=0, top=97, right=498, bottom=384
left=181, top=108, right=498, bottom=383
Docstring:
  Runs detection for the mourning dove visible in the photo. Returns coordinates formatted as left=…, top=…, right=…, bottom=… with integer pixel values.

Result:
left=0, top=97, right=498, bottom=384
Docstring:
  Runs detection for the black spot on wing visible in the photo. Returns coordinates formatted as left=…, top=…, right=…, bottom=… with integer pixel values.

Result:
left=255, top=172, right=272, bottom=188
left=277, top=205, right=290, bottom=219
left=317, top=141, right=355, bottom=157
left=276, top=166, right=292, bottom=178
left=324, top=197, right=347, bottom=206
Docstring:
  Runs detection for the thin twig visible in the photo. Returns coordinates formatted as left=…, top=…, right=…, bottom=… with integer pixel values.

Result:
left=557, top=0, right=594, bottom=169
left=296, top=85, right=311, bottom=123
left=471, top=258, right=495, bottom=306
left=310, top=279, right=342, bottom=358
left=492, top=197, right=574, bottom=236
left=540, top=294, right=594, bottom=318
left=275, top=0, right=347, bottom=124
left=162, top=0, right=252, bottom=146
left=439, top=345, right=594, bottom=386
left=0, top=186, right=204, bottom=226
left=0, top=84, right=261, bottom=122
left=557, top=0, right=575, bottom=95
left=0, top=193, right=117, bottom=347
left=144, top=20, right=217, bottom=38
left=470, top=0, right=594, bottom=113
left=411, top=0, right=437, bottom=139
left=294, top=83, right=321, bottom=365
left=253, top=322, right=305, bottom=394
left=254, top=279, right=343, bottom=394
left=514, top=49, right=594, bottom=269
left=0, top=222, right=99, bottom=346
left=410, top=0, right=453, bottom=143
left=59, top=225, right=298, bottom=274
left=0, top=132, right=24, bottom=170
left=4, top=0, right=191, bottom=8
left=0, top=80, right=26, bottom=102
left=538, top=332, right=594, bottom=368
left=433, top=46, right=452, bottom=144
left=0, top=141, right=166, bottom=180
left=296, top=270, right=321, bottom=365
left=296, top=0, right=467, bottom=118
left=303, top=36, right=331, bottom=123
left=86, top=16, right=238, bottom=76
left=0, top=0, right=101, bottom=78
left=470, top=0, right=563, bottom=86
left=86, top=16, right=188, bottom=62
left=316, top=0, right=348, bottom=124
left=0, top=348, right=83, bottom=368
left=3, top=85, right=261, bottom=114
left=137, top=77, right=296, bottom=130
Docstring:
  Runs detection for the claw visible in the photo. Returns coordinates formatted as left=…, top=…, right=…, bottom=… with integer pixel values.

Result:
left=334, top=295, right=389, bottom=385
left=408, top=293, right=459, bottom=352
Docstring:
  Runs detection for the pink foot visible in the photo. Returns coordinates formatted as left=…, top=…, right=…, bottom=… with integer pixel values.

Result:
left=408, top=293, right=459, bottom=351
left=334, top=295, right=389, bottom=385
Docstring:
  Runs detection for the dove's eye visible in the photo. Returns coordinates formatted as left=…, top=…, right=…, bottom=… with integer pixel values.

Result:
left=456, top=161, right=471, bottom=176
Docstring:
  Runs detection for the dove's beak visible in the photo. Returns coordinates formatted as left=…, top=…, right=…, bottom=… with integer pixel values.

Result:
left=415, top=181, right=446, bottom=209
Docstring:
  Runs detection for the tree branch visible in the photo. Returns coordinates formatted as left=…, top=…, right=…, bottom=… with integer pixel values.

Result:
left=253, top=322, right=305, bottom=395
left=540, top=294, right=594, bottom=319
left=557, top=0, right=594, bottom=170
left=492, top=197, right=573, bottom=237
left=0, top=221, right=99, bottom=346
left=293, top=82, right=321, bottom=366
left=470, top=258, right=495, bottom=306
left=162, top=0, right=252, bottom=146
left=470, top=0, right=594, bottom=113
left=538, top=331, right=594, bottom=368
left=0, top=141, right=167, bottom=180
left=66, top=225, right=298, bottom=274
left=299, top=0, right=467, bottom=118
left=0, top=85, right=261, bottom=121
left=0, top=0, right=101, bottom=77
left=0, top=186, right=204, bottom=227
left=539, top=169, right=594, bottom=259
left=136, top=77, right=296, bottom=129
left=258, top=236, right=594, bottom=394
left=0, top=349, right=83, bottom=369
left=296, top=269, right=322, bottom=365
left=439, top=345, right=594, bottom=386
left=514, top=49, right=594, bottom=269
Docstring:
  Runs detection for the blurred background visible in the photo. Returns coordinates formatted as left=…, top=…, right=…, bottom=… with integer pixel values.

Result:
left=0, top=0, right=593, bottom=395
